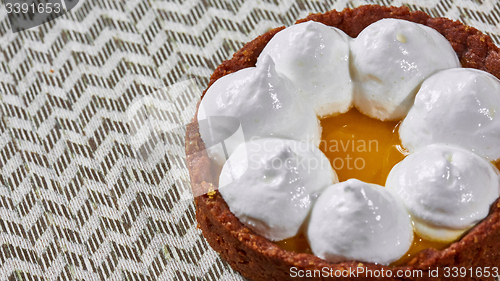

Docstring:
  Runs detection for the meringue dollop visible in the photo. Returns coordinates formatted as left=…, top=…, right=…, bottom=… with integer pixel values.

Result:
left=386, top=144, right=500, bottom=242
left=197, top=56, right=320, bottom=166
left=258, top=21, right=353, bottom=117
left=307, top=179, right=413, bottom=265
left=400, top=68, right=500, bottom=161
left=350, top=19, right=460, bottom=121
left=219, top=138, right=338, bottom=241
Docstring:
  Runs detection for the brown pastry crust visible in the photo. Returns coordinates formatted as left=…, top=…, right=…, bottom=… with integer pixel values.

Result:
left=186, top=5, right=500, bottom=281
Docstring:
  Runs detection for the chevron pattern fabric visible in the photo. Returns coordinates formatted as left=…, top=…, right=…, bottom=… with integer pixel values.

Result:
left=0, top=0, right=498, bottom=280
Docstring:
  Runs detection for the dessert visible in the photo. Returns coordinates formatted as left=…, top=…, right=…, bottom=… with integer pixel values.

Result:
left=258, top=21, right=353, bottom=117
left=386, top=144, right=500, bottom=243
left=400, top=68, right=500, bottom=160
left=186, top=5, right=500, bottom=280
left=350, top=18, right=460, bottom=121
left=219, top=138, right=337, bottom=241
left=307, top=179, right=413, bottom=265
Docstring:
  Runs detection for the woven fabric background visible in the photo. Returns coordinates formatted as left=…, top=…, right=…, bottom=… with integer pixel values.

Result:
left=0, top=0, right=499, bottom=280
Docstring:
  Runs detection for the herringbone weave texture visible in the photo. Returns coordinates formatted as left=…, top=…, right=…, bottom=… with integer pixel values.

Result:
left=0, top=0, right=499, bottom=280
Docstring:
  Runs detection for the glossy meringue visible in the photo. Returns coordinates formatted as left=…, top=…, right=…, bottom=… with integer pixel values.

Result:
left=351, top=19, right=460, bottom=121
left=307, top=179, right=413, bottom=265
left=386, top=144, right=500, bottom=242
left=400, top=68, right=500, bottom=161
left=198, top=56, right=320, bottom=167
left=258, top=21, right=353, bottom=117
left=219, top=138, right=337, bottom=241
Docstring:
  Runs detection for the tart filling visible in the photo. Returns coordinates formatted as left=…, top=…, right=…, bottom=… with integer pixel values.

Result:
left=193, top=13, right=498, bottom=263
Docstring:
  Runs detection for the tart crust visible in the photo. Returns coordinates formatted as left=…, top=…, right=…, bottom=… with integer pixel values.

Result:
left=186, top=5, right=500, bottom=280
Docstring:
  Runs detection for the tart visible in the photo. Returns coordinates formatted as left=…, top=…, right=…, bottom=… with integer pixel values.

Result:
left=186, top=5, right=500, bottom=281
